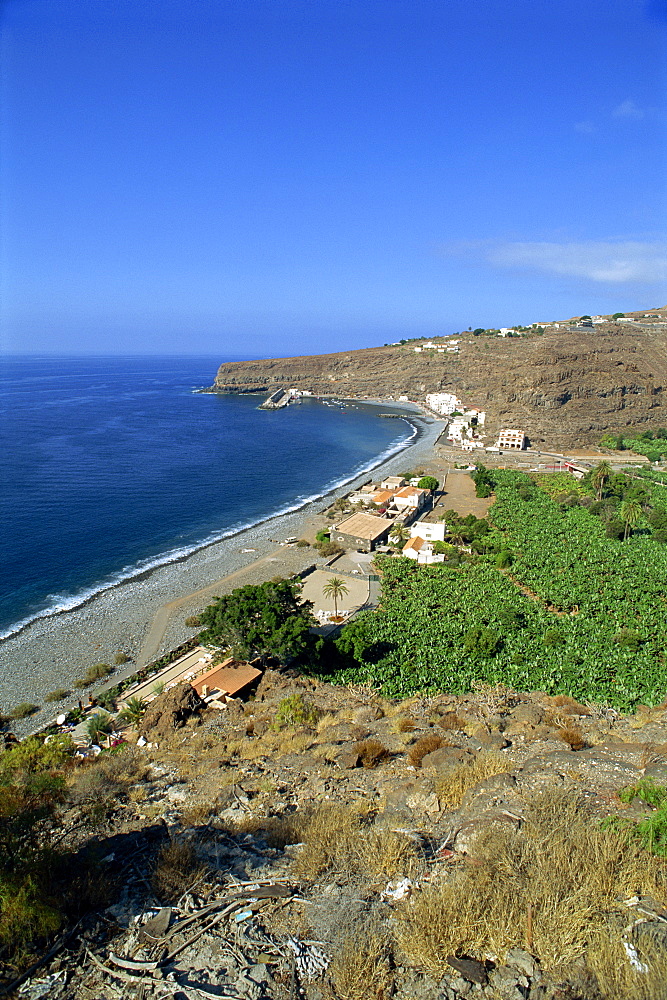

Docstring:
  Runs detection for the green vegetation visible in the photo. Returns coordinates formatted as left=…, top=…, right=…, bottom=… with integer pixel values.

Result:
left=417, top=475, right=439, bottom=492
left=324, top=470, right=667, bottom=708
left=44, top=689, right=70, bottom=703
left=10, top=703, right=39, bottom=720
left=274, top=693, right=320, bottom=728
left=118, top=696, right=146, bottom=726
left=322, top=576, right=349, bottom=617
left=85, top=712, right=113, bottom=742
left=198, top=578, right=320, bottom=664
left=601, top=428, right=667, bottom=462
left=74, top=662, right=114, bottom=689
left=616, top=781, right=667, bottom=857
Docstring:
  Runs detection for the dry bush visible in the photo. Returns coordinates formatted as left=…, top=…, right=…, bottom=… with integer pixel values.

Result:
left=556, top=724, right=587, bottom=751
left=408, top=734, right=447, bottom=768
left=396, top=787, right=667, bottom=986
left=331, top=925, right=392, bottom=1000
left=395, top=716, right=417, bottom=733
left=152, top=841, right=207, bottom=902
left=180, top=801, right=214, bottom=826
left=233, top=812, right=304, bottom=849
left=434, top=751, right=509, bottom=808
left=70, top=746, right=149, bottom=805
left=640, top=742, right=667, bottom=768
left=291, top=803, right=418, bottom=881
left=354, top=739, right=390, bottom=768
left=550, top=694, right=591, bottom=716
left=437, top=711, right=468, bottom=731
left=586, top=920, right=667, bottom=1000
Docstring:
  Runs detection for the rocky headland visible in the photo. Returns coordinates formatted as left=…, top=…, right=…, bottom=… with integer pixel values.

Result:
left=213, top=314, right=667, bottom=449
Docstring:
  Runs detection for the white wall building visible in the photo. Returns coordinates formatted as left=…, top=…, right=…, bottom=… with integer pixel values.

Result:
left=411, top=520, right=446, bottom=542
left=425, top=392, right=460, bottom=416
left=496, top=428, right=526, bottom=450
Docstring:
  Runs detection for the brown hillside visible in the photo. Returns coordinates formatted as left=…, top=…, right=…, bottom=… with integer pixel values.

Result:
left=213, top=320, right=667, bottom=447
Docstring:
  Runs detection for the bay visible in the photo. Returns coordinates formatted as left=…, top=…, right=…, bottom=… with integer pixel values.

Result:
left=0, top=355, right=413, bottom=638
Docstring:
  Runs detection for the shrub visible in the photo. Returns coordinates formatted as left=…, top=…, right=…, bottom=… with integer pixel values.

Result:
left=296, top=539, right=310, bottom=547
left=114, top=652, right=130, bottom=665
left=354, top=739, right=389, bottom=768
left=463, top=626, right=502, bottom=658
left=434, top=751, right=509, bottom=807
left=152, top=842, right=207, bottom=903
left=396, top=787, right=666, bottom=991
left=275, top=694, right=320, bottom=729
left=408, top=734, right=446, bottom=768
left=44, top=689, right=69, bottom=703
left=318, top=541, right=344, bottom=557
left=495, top=549, right=513, bottom=568
left=74, top=663, right=113, bottom=688
left=556, top=724, right=587, bottom=751
left=10, top=703, right=39, bottom=720
left=543, top=628, right=566, bottom=647
left=184, top=615, right=201, bottom=628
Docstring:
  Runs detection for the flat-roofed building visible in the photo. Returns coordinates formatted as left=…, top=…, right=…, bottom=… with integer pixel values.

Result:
left=496, top=428, right=526, bottom=450
left=380, top=476, right=406, bottom=490
left=191, top=658, right=262, bottom=699
left=332, top=512, right=395, bottom=552
left=392, top=486, right=429, bottom=512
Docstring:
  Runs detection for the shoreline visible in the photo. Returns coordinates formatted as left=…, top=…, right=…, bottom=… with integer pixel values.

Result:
left=0, top=401, right=444, bottom=729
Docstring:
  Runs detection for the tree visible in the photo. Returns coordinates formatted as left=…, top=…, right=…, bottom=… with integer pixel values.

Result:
left=198, top=579, right=317, bottom=664
left=619, top=499, right=642, bottom=541
left=612, top=312, right=625, bottom=320
left=389, top=523, right=411, bottom=547
left=591, top=461, right=611, bottom=501
left=322, top=577, right=349, bottom=618
left=118, top=697, right=146, bottom=726
left=417, top=476, right=439, bottom=492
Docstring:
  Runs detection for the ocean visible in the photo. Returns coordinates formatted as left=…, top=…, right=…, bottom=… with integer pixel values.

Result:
left=0, top=355, right=414, bottom=639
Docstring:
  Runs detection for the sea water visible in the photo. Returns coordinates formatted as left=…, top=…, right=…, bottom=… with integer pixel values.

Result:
left=0, top=355, right=414, bottom=638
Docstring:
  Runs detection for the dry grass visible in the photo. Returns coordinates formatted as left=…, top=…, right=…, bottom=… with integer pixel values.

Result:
left=408, top=734, right=447, bottom=768
left=288, top=803, right=419, bottom=881
left=434, top=751, right=510, bottom=808
left=395, top=716, right=417, bottom=733
left=180, top=801, right=215, bottom=826
left=354, top=739, right=390, bottom=768
left=556, top=723, right=588, bottom=751
left=70, top=745, right=149, bottom=803
left=152, top=841, right=207, bottom=902
left=396, top=787, right=667, bottom=992
left=640, top=742, right=667, bottom=768
left=437, top=711, right=468, bottom=732
left=549, top=694, right=591, bottom=715
left=331, top=924, right=392, bottom=1000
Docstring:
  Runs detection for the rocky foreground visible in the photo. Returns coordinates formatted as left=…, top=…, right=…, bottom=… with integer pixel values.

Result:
left=24, top=673, right=667, bottom=1000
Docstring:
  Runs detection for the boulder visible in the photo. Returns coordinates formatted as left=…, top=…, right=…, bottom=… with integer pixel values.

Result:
left=139, top=683, right=205, bottom=739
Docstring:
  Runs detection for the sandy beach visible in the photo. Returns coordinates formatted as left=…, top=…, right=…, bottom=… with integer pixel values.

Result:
left=0, top=403, right=445, bottom=730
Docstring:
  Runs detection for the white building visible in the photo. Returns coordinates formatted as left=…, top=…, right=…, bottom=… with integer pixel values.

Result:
left=402, top=536, right=445, bottom=565
left=425, top=392, right=460, bottom=416
left=411, top=520, right=446, bottom=542
left=496, top=428, right=526, bottom=450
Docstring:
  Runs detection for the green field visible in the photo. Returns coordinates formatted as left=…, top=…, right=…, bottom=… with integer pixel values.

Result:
left=327, top=470, right=667, bottom=709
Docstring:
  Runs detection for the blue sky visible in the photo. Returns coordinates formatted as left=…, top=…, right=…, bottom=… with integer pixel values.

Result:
left=1, top=0, right=666, bottom=356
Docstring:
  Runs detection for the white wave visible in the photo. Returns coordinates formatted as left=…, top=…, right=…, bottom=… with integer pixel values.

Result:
left=0, top=418, right=417, bottom=642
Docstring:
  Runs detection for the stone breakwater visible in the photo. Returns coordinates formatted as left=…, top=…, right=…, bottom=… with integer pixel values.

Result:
left=0, top=408, right=443, bottom=733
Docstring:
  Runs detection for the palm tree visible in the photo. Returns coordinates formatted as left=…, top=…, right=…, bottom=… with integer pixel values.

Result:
left=620, top=499, right=642, bottom=541
left=118, top=696, right=146, bottom=726
left=85, top=711, right=113, bottom=744
left=322, top=577, right=349, bottom=618
left=591, top=461, right=611, bottom=501
left=389, top=523, right=411, bottom=547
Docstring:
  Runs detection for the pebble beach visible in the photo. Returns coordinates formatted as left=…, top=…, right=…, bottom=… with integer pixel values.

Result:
left=0, top=404, right=445, bottom=731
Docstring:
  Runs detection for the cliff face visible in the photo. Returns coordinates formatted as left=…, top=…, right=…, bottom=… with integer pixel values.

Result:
left=214, top=323, right=667, bottom=447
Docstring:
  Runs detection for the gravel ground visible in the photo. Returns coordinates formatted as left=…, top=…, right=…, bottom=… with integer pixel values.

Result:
left=0, top=406, right=445, bottom=732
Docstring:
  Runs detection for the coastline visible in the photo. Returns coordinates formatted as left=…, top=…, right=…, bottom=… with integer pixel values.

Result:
left=0, top=401, right=444, bottom=729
